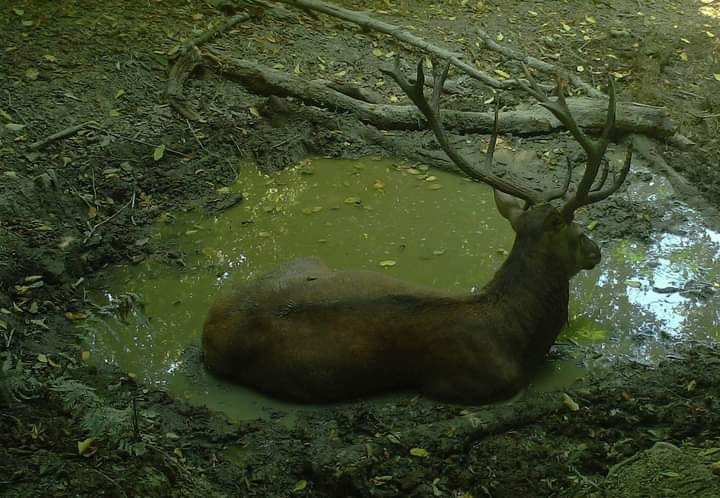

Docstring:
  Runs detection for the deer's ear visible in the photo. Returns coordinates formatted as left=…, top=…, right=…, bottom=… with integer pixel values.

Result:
left=493, top=189, right=526, bottom=231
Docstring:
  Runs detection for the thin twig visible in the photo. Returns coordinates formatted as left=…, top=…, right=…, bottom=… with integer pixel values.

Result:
left=28, top=121, right=97, bottom=150
left=89, top=467, right=128, bottom=498
left=83, top=198, right=133, bottom=244
left=186, top=119, right=205, bottom=150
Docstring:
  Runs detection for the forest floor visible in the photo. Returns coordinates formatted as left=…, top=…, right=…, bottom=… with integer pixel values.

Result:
left=1, top=0, right=720, bottom=496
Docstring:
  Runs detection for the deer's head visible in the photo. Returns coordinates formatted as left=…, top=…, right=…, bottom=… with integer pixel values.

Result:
left=383, top=59, right=632, bottom=277
left=494, top=191, right=601, bottom=277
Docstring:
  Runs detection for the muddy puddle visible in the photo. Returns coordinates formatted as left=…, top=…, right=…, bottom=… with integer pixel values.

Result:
left=87, top=156, right=720, bottom=420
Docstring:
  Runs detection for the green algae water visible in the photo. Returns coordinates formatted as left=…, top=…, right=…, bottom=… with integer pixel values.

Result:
left=89, top=156, right=720, bottom=420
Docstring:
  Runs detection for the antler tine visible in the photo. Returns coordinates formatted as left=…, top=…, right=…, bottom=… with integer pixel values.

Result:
left=527, top=74, right=618, bottom=220
left=430, top=58, right=448, bottom=116
left=487, top=98, right=500, bottom=159
left=585, top=142, right=632, bottom=204
left=591, top=159, right=610, bottom=192
left=544, top=157, right=573, bottom=202
left=381, top=58, right=544, bottom=205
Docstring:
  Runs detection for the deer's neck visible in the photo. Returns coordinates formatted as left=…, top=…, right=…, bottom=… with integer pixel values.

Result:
left=481, top=239, right=570, bottom=365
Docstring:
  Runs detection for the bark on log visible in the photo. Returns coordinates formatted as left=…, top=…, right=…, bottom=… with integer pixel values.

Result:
left=206, top=54, right=677, bottom=138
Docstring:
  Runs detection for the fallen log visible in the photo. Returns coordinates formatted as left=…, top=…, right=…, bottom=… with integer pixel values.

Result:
left=205, top=53, right=677, bottom=138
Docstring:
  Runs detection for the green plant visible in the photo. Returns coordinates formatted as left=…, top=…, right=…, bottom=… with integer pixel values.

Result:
left=49, top=377, right=152, bottom=455
left=1, top=351, right=41, bottom=403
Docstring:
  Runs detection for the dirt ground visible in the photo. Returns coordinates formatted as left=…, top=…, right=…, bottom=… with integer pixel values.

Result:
left=1, top=1, right=720, bottom=496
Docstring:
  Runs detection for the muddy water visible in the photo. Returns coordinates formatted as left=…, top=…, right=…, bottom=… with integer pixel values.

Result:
left=89, top=157, right=720, bottom=420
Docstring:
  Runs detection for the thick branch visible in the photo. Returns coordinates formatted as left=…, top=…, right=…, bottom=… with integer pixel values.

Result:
left=205, top=54, right=677, bottom=138
left=273, top=0, right=520, bottom=90
left=477, top=28, right=604, bottom=98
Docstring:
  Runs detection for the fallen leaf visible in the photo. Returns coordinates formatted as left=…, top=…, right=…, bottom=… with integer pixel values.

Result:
left=409, top=447, right=429, bottom=457
left=77, top=437, right=97, bottom=456
left=562, top=393, right=580, bottom=411
left=494, top=69, right=510, bottom=79
left=153, top=144, right=166, bottom=161
left=64, top=311, right=87, bottom=321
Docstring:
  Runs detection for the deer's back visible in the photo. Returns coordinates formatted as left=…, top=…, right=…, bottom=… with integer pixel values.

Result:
left=201, top=257, right=520, bottom=401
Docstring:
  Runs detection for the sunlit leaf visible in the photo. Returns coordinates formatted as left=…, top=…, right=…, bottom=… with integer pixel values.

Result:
left=562, top=393, right=579, bottom=411
left=153, top=144, right=166, bottom=161
left=293, top=479, right=307, bottom=492
left=65, top=311, right=87, bottom=321
left=77, top=437, right=97, bottom=456
left=409, top=447, right=429, bottom=457
left=494, top=69, right=510, bottom=79
left=379, top=260, right=396, bottom=267
left=25, top=67, right=39, bottom=80
left=560, top=316, right=607, bottom=342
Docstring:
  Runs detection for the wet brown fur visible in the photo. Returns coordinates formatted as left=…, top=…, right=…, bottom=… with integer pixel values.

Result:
left=202, top=204, right=600, bottom=403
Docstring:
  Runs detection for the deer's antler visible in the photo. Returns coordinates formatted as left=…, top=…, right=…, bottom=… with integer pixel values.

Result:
left=518, top=65, right=632, bottom=219
left=381, top=58, right=572, bottom=206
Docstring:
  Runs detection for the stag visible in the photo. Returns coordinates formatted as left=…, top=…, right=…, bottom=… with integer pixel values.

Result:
left=202, top=59, right=632, bottom=403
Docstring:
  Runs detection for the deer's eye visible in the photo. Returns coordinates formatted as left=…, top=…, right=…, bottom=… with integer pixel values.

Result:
left=544, top=213, right=565, bottom=232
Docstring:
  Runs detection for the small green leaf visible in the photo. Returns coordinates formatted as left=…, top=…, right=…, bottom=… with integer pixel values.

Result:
left=409, top=447, right=429, bottom=458
left=293, top=479, right=307, bottom=492
left=562, top=393, right=579, bottom=411
left=153, top=144, right=166, bottom=161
